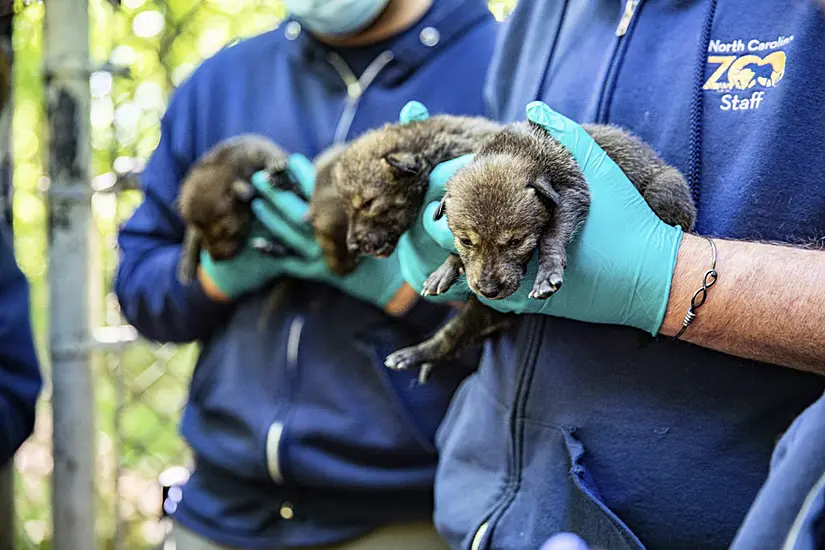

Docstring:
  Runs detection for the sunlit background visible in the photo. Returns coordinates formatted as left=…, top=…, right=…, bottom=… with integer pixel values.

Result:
left=9, top=0, right=517, bottom=548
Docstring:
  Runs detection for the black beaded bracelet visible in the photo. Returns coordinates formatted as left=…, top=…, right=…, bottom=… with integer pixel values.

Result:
left=674, top=236, right=718, bottom=340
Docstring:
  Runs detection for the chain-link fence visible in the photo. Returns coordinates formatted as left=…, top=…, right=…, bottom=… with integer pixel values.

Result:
left=6, top=0, right=516, bottom=548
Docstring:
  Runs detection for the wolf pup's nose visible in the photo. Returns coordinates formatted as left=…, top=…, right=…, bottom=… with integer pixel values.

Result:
left=476, top=279, right=500, bottom=299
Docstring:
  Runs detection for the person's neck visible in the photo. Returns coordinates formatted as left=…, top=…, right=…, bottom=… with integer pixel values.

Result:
left=315, top=0, right=433, bottom=48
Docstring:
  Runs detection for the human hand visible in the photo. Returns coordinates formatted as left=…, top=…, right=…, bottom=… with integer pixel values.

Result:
left=400, top=101, right=685, bottom=335
left=395, top=101, right=474, bottom=304
left=200, top=153, right=405, bottom=309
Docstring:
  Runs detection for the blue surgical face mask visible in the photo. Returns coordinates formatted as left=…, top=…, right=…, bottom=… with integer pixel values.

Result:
left=284, top=0, right=392, bottom=37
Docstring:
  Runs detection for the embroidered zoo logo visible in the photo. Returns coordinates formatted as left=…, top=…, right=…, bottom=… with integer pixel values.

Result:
left=703, top=35, right=793, bottom=111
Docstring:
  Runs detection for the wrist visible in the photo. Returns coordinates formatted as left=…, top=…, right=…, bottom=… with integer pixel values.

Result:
left=384, top=283, right=419, bottom=316
left=197, top=266, right=232, bottom=303
left=659, top=233, right=712, bottom=337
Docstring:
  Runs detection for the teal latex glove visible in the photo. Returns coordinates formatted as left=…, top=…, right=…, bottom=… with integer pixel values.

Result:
left=397, top=156, right=475, bottom=304
left=397, top=101, right=685, bottom=336
left=200, top=153, right=405, bottom=308
left=395, top=101, right=475, bottom=304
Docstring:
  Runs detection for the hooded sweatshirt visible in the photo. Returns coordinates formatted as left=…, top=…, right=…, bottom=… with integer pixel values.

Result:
left=113, top=1, right=497, bottom=547
left=0, top=221, right=41, bottom=466
left=433, top=1, right=825, bottom=549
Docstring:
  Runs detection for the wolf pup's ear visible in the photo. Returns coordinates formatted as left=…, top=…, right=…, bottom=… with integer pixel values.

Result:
left=528, top=175, right=561, bottom=206
left=384, top=152, right=426, bottom=176
left=433, top=193, right=449, bottom=220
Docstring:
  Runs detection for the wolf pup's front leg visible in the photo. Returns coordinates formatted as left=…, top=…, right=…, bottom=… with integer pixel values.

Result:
left=529, top=174, right=591, bottom=300
left=421, top=253, right=465, bottom=297
left=385, top=296, right=514, bottom=383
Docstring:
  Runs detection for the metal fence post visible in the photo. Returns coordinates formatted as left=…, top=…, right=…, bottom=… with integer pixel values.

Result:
left=0, top=465, right=12, bottom=550
left=44, top=0, right=95, bottom=548
left=0, top=8, right=13, bottom=230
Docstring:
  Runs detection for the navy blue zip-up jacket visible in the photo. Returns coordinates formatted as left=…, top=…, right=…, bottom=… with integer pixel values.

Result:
left=730, top=389, right=825, bottom=550
left=434, top=1, right=825, bottom=549
left=0, top=222, right=41, bottom=466
left=114, top=1, right=496, bottom=547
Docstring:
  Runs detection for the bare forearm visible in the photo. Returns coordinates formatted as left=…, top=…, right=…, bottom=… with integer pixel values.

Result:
left=660, top=233, right=825, bottom=374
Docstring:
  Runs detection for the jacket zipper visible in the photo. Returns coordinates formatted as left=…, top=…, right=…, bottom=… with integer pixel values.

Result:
left=266, top=315, right=305, bottom=484
left=265, top=49, right=394, bottom=485
left=468, top=315, right=545, bottom=549
left=597, top=0, right=643, bottom=123
left=615, top=0, right=640, bottom=36
left=469, top=3, right=644, bottom=546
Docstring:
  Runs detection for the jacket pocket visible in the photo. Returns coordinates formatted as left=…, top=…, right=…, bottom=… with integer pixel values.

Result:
left=482, top=422, right=646, bottom=550
left=561, top=427, right=646, bottom=550
left=180, top=300, right=296, bottom=483
left=353, top=328, right=439, bottom=453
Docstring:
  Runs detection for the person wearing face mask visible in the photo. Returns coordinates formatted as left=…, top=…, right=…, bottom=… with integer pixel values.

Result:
left=113, top=0, right=496, bottom=548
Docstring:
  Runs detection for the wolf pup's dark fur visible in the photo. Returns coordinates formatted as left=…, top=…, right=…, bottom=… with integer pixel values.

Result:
left=333, top=116, right=696, bottom=380
left=386, top=120, right=697, bottom=373
left=308, top=142, right=359, bottom=276
left=429, top=121, right=697, bottom=300
left=177, top=136, right=357, bottom=284
left=333, top=116, right=501, bottom=258
left=177, top=135, right=292, bottom=284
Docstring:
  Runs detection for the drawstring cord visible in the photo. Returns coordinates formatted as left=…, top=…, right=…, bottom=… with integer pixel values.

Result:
left=326, top=50, right=395, bottom=144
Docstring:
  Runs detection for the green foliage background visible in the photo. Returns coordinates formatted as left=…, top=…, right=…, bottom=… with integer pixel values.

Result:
left=10, top=0, right=517, bottom=548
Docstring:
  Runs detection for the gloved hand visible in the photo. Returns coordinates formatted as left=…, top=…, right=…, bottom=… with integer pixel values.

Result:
left=200, top=153, right=405, bottom=308
left=396, top=101, right=685, bottom=336
left=395, top=101, right=474, bottom=304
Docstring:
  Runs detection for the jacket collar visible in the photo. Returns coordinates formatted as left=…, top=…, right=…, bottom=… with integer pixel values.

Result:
left=285, top=0, right=494, bottom=85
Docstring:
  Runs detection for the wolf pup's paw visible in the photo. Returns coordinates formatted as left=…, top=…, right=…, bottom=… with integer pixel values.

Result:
left=386, top=350, right=436, bottom=386
left=422, top=254, right=464, bottom=297
left=529, top=269, right=564, bottom=300
left=385, top=342, right=443, bottom=384
left=422, top=262, right=462, bottom=296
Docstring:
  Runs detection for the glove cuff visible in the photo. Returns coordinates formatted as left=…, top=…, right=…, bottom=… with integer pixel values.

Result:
left=629, top=225, right=684, bottom=336
left=199, top=251, right=252, bottom=299
left=398, top=233, right=470, bottom=304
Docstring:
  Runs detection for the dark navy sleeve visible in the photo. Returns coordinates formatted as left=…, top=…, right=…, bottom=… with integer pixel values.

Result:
left=0, top=223, right=41, bottom=465
left=114, top=76, right=233, bottom=344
